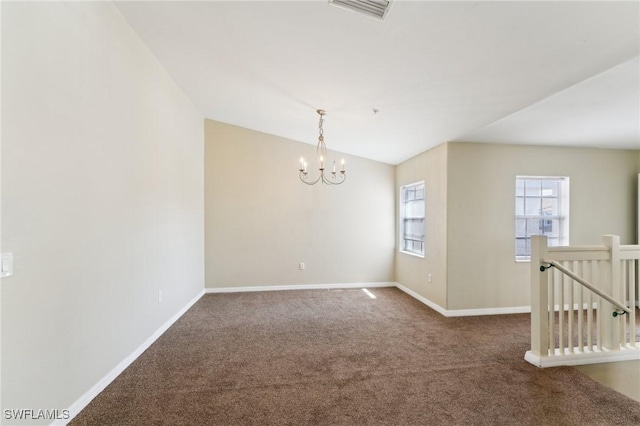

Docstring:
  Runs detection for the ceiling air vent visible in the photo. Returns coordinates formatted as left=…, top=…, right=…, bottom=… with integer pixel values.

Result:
left=330, top=0, right=392, bottom=21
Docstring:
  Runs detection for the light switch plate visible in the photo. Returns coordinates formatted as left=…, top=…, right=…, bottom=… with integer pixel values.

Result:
left=1, top=253, right=14, bottom=278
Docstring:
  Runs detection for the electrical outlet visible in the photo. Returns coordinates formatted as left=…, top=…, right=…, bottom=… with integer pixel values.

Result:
left=299, top=263, right=305, bottom=270
left=158, top=290, right=163, bottom=303
left=427, top=274, right=432, bottom=283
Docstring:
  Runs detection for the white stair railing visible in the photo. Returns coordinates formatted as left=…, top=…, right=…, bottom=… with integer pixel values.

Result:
left=525, top=235, right=639, bottom=368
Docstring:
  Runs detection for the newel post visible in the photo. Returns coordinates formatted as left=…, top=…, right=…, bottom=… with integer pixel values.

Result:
left=531, top=235, right=549, bottom=357
left=601, top=235, right=621, bottom=350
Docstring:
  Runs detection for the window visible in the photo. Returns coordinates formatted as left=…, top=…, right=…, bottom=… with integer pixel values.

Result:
left=515, top=176, right=569, bottom=261
left=400, top=181, right=425, bottom=257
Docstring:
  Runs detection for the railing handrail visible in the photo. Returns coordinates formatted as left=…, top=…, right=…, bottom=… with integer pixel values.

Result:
left=547, top=244, right=639, bottom=252
left=547, top=245, right=606, bottom=252
left=541, top=258, right=632, bottom=315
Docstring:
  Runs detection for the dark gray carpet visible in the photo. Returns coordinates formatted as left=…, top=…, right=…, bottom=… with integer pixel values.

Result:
left=71, top=288, right=640, bottom=425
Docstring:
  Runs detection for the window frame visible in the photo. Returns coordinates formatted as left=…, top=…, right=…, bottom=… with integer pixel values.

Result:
left=515, top=176, right=570, bottom=262
left=399, top=181, right=425, bottom=258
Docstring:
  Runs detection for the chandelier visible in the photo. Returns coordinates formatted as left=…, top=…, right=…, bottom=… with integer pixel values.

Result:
left=299, top=110, right=346, bottom=185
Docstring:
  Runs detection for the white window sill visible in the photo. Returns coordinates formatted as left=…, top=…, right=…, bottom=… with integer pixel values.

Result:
left=515, top=258, right=531, bottom=263
left=400, top=250, right=424, bottom=259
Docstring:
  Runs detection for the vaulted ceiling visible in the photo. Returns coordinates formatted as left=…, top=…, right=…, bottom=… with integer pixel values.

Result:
left=115, top=1, right=640, bottom=165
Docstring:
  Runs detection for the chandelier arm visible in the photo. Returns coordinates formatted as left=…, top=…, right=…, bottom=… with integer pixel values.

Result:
left=322, top=171, right=347, bottom=185
left=299, top=170, right=322, bottom=185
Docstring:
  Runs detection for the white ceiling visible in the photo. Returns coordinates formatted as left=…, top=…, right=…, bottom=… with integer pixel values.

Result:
left=115, top=0, right=640, bottom=165
left=456, top=56, right=639, bottom=148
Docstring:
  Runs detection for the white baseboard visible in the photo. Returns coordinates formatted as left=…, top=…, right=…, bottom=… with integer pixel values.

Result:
left=207, top=282, right=531, bottom=317
left=204, top=282, right=396, bottom=293
left=394, top=282, right=530, bottom=317
left=446, top=305, right=531, bottom=316
left=525, top=344, right=640, bottom=368
left=394, top=283, right=449, bottom=316
left=54, top=290, right=205, bottom=426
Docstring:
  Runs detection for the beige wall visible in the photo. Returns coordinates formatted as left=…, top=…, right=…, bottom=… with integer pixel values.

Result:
left=205, top=120, right=395, bottom=288
left=2, top=2, right=204, bottom=422
left=0, top=0, right=3, bottom=409
left=447, top=143, right=638, bottom=310
left=395, top=143, right=448, bottom=308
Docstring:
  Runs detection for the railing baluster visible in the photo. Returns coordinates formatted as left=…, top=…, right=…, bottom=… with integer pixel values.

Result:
left=578, top=260, right=584, bottom=352
left=588, top=260, right=593, bottom=349
left=596, top=260, right=602, bottom=351
left=605, top=235, right=621, bottom=350
left=568, top=261, right=575, bottom=353
left=620, top=260, right=627, bottom=347
left=559, top=262, right=565, bottom=355
left=587, top=290, right=593, bottom=350
left=548, top=269, right=556, bottom=356
left=630, top=259, right=636, bottom=346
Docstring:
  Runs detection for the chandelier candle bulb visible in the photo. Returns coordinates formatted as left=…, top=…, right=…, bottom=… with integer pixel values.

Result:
left=332, top=161, right=336, bottom=174
left=341, top=158, right=345, bottom=171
